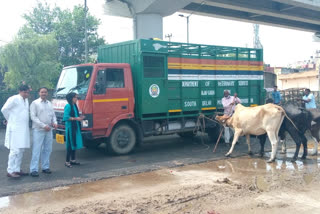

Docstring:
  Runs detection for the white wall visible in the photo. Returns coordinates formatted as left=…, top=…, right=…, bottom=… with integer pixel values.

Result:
left=280, top=77, right=319, bottom=91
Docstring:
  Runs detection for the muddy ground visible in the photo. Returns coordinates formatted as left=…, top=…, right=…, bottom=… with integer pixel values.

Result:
left=1, top=149, right=320, bottom=214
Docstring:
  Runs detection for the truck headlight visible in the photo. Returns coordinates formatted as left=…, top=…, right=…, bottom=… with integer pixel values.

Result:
left=82, top=120, right=89, bottom=128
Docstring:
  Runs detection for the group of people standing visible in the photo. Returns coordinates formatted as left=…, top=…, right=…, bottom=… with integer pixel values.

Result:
left=1, top=85, right=84, bottom=178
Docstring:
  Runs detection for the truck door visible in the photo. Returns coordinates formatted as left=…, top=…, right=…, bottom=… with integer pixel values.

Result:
left=92, top=67, right=129, bottom=130
left=141, top=54, right=168, bottom=115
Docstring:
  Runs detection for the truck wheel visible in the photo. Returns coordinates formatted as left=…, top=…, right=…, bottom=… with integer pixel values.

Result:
left=108, top=124, right=136, bottom=155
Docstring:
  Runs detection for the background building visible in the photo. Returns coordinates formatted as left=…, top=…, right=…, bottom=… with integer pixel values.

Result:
left=278, top=70, right=319, bottom=91
left=276, top=50, right=320, bottom=90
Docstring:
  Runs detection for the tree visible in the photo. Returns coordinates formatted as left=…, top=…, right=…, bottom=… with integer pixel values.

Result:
left=23, top=2, right=60, bottom=34
left=23, top=2, right=105, bottom=66
left=0, top=30, right=61, bottom=89
left=0, top=47, right=8, bottom=90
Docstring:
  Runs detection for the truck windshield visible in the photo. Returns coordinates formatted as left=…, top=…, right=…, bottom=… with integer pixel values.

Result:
left=55, top=66, right=93, bottom=98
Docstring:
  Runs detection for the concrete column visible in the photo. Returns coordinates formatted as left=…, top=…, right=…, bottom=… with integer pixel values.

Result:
left=134, top=14, right=163, bottom=40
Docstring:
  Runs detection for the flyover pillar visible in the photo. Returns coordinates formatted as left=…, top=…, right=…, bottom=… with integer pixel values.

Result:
left=135, top=14, right=163, bottom=39
left=103, top=0, right=193, bottom=40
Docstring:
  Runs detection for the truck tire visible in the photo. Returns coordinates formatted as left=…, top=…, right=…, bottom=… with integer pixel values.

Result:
left=107, top=124, right=136, bottom=155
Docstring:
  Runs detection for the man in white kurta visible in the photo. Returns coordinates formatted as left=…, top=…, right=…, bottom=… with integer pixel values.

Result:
left=1, top=85, right=30, bottom=178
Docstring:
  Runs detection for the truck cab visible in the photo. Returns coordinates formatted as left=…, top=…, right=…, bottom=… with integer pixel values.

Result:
left=52, top=63, right=137, bottom=154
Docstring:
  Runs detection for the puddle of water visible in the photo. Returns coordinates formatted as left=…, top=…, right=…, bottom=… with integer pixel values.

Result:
left=303, top=174, right=314, bottom=185
left=0, top=197, right=9, bottom=209
left=272, top=160, right=304, bottom=171
left=256, top=176, right=269, bottom=191
left=51, top=186, right=70, bottom=192
left=0, top=150, right=319, bottom=211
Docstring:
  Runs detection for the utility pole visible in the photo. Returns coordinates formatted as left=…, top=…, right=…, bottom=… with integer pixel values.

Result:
left=179, top=14, right=190, bottom=43
left=187, top=16, right=189, bottom=44
left=84, top=0, right=88, bottom=63
left=165, top=33, right=173, bottom=42
left=178, top=1, right=205, bottom=44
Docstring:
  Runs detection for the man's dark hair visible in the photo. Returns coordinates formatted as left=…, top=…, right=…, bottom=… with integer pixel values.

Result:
left=19, top=84, right=30, bottom=92
left=38, top=87, right=49, bottom=92
left=305, top=88, right=311, bottom=93
left=274, top=85, right=278, bottom=88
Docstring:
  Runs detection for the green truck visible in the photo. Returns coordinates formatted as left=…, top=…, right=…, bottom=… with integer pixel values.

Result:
left=53, top=39, right=264, bottom=154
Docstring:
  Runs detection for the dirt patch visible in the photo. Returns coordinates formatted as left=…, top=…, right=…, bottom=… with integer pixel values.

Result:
left=1, top=156, right=320, bottom=214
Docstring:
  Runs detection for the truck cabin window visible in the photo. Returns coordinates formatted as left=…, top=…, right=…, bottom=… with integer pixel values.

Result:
left=106, top=68, right=124, bottom=88
left=143, top=56, right=165, bottom=78
left=55, top=66, right=93, bottom=98
left=94, top=68, right=125, bottom=95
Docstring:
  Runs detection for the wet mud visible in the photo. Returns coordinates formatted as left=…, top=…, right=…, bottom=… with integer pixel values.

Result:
left=1, top=148, right=320, bottom=214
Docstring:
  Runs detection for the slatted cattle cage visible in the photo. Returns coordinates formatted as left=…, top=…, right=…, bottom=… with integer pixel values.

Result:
left=279, top=88, right=320, bottom=107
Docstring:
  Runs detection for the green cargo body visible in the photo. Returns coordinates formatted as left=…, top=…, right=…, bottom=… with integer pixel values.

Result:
left=98, top=39, right=264, bottom=120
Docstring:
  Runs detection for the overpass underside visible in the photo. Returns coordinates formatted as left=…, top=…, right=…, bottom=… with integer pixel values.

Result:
left=182, top=0, right=320, bottom=33
left=104, top=0, right=320, bottom=39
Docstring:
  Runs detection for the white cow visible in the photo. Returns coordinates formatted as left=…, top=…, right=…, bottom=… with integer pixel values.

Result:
left=215, top=103, right=285, bottom=162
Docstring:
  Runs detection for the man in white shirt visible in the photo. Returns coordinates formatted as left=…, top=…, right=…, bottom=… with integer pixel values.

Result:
left=302, top=88, right=317, bottom=109
left=221, top=90, right=241, bottom=144
left=1, top=85, right=30, bottom=178
left=29, top=87, right=57, bottom=177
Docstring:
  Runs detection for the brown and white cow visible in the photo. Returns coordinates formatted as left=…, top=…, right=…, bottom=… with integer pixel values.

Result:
left=215, top=103, right=285, bottom=162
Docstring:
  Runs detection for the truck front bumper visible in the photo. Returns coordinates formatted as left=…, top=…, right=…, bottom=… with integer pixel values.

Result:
left=54, top=128, right=94, bottom=141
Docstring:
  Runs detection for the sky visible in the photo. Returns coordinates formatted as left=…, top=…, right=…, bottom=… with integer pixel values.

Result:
left=1, top=0, right=320, bottom=67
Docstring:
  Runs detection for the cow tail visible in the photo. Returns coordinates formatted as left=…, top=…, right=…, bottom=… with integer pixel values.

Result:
left=273, top=105, right=299, bottom=131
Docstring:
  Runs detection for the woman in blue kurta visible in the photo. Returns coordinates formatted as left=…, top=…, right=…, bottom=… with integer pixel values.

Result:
left=63, top=92, right=84, bottom=168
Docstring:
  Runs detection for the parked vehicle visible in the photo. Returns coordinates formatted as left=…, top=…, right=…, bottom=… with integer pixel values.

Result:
left=52, top=39, right=264, bottom=155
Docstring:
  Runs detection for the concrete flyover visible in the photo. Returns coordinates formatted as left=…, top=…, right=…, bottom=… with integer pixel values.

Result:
left=103, top=0, right=320, bottom=39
